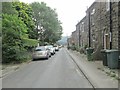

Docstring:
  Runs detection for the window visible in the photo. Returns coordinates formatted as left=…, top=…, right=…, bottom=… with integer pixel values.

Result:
left=81, top=22, right=84, bottom=32
left=91, top=16, right=95, bottom=26
left=82, top=22, right=84, bottom=32
left=106, top=0, right=110, bottom=11
left=91, top=8, right=95, bottom=15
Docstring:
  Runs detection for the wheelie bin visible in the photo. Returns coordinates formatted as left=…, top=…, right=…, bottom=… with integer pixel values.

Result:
left=86, top=48, right=94, bottom=61
left=106, top=50, right=119, bottom=69
left=101, top=50, right=108, bottom=66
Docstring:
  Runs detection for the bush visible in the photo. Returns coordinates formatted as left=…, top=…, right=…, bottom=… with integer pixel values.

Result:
left=75, top=46, right=80, bottom=52
left=2, top=14, right=36, bottom=63
left=79, top=48, right=85, bottom=54
left=70, top=45, right=76, bottom=50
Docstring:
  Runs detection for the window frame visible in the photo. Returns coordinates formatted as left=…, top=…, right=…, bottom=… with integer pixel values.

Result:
left=106, top=0, right=110, bottom=11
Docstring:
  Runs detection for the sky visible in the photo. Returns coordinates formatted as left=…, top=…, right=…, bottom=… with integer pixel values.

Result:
left=19, top=0, right=95, bottom=36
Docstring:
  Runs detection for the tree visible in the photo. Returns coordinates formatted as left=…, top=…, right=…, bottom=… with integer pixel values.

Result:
left=12, top=2, right=37, bottom=39
left=2, top=2, right=18, bottom=15
left=30, top=2, right=63, bottom=44
left=2, top=14, right=27, bottom=63
left=2, top=2, right=38, bottom=63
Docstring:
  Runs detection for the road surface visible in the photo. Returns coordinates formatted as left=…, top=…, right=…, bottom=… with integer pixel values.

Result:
left=2, top=48, right=93, bottom=88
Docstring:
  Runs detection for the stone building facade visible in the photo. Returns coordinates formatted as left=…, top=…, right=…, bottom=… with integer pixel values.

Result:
left=76, top=22, right=80, bottom=47
left=67, top=37, right=72, bottom=47
left=71, top=30, right=78, bottom=46
left=119, top=2, right=120, bottom=50
left=86, top=1, right=119, bottom=51
left=76, top=16, right=88, bottom=48
left=68, top=1, right=120, bottom=56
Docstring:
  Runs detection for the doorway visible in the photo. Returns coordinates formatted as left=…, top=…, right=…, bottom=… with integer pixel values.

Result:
left=104, top=34, right=109, bottom=49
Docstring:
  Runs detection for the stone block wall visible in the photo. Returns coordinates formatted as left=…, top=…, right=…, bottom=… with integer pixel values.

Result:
left=119, top=1, right=120, bottom=50
left=111, top=2, right=119, bottom=49
left=86, top=1, right=119, bottom=50
left=73, top=1, right=119, bottom=53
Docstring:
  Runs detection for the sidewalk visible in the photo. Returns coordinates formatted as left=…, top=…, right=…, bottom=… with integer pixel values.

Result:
left=1, top=61, right=31, bottom=78
left=67, top=49, right=119, bottom=88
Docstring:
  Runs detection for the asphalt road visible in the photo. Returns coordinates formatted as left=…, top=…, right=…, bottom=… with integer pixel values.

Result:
left=2, top=48, right=93, bottom=88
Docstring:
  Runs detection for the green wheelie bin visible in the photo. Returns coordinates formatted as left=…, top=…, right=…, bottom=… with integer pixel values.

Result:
left=101, top=50, right=108, bottom=66
left=106, top=50, right=119, bottom=69
left=86, top=48, right=94, bottom=61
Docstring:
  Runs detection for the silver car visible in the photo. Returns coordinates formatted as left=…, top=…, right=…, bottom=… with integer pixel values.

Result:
left=54, top=45, right=59, bottom=51
left=46, top=45, right=55, bottom=55
left=32, top=46, right=50, bottom=60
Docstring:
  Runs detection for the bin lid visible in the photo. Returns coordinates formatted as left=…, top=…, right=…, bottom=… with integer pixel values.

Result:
left=105, top=49, right=119, bottom=52
left=86, top=48, right=94, bottom=50
left=101, top=49, right=107, bottom=52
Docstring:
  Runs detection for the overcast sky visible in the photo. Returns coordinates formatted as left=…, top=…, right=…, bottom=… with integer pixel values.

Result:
left=19, top=0, right=95, bottom=36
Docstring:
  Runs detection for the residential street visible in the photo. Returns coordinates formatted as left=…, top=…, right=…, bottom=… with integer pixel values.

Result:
left=2, top=48, right=93, bottom=88
left=2, top=1, right=120, bottom=89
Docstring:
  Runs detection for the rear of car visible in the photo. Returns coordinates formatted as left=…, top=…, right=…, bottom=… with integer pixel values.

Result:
left=54, top=45, right=59, bottom=51
left=32, top=46, right=50, bottom=60
left=46, top=45, right=55, bottom=55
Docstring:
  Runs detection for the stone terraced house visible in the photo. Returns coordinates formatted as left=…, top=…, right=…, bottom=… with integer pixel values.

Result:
left=76, top=16, right=88, bottom=49
left=86, top=1, right=119, bottom=59
left=68, top=0, right=120, bottom=60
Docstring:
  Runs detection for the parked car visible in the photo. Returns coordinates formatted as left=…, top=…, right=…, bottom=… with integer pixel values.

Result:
left=54, top=45, right=59, bottom=51
left=59, top=45, right=63, bottom=48
left=46, top=45, right=55, bottom=55
left=32, top=46, right=51, bottom=60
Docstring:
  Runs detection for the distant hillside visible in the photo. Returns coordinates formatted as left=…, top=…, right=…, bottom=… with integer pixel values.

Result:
left=57, top=36, right=69, bottom=45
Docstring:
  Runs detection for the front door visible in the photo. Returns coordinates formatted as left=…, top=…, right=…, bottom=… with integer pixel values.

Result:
left=104, top=34, right=109, bottom=49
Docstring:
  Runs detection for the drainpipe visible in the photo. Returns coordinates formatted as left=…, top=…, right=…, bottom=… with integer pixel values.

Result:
left=88, top=10, right=91, bottom=48
left=78, top=24, right=80, bottom=47
left=109, top=1, right=112, bottom=49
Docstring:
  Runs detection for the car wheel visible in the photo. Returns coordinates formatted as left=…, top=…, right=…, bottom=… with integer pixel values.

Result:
left=32, top=58, right=35, bottom=61
left=46, top=55, right=49, bottom=59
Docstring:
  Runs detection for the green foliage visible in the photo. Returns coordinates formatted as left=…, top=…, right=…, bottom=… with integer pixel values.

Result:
left=80, top=48, right=85, bottom=54
left=2, top=2, right=40, bottom=64
left=2, top=1, right=63, bottom=64
left=84, top=44, right=88, bottom=50
left=30, top=2, right=63, bottom=44
left=2, top=2, right=18, bottom=15
left=2, top=14, right=37, bottom=63
left=69, top=45, right=76, bottom=50
left=2, top=14, right=28, bottom=63
left=0, top=16, right=2, bottom=37
left=22, top=38, right=38, bottom=47
left=12, top=2, right=36, bottom=39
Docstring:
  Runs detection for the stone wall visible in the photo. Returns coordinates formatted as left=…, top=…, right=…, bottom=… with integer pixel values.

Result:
left=85, top=1, right=119, bottom=60
left=86, top=1, right=119, bottom=50
left=119, top=1, right=120, bottom=50
left=67, top=37, right=72, bottom=47
left=72, top=1, right=119, bottom=54
left=76, top=16, right=88, bottom=49
left=76, top=22, right=80, bottom=47
left=109, top=2, right=118, bottom=49
left=79, top=16, right=88, bottom=48
left=71, top=30, right=78, bottom=46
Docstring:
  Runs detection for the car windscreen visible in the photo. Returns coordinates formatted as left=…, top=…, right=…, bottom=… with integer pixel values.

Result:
left=35, top=47, right=45, bottom=51
left=47, top=45, right=53, bottom=48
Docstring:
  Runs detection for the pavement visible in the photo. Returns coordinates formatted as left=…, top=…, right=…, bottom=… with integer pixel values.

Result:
left=67, top=49, right=119, bottom=88
left=1, top=61, right=31, bottom=78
